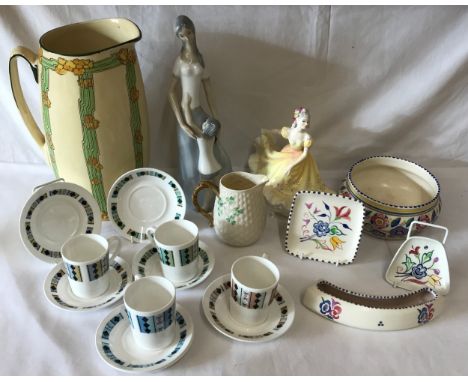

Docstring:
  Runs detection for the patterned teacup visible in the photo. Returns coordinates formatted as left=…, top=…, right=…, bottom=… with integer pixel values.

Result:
left=230, top=255, right=280, bottom=326
left=124, top=276, right=176, bottom=349
left=146, top=220, right=199, bottom=283
left=61, top=234, right=121, bottom=299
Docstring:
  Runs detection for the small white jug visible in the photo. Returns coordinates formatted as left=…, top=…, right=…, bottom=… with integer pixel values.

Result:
left=192, top=171, right=268, bottom=247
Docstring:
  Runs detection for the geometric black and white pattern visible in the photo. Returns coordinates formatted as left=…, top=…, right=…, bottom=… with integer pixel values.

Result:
left=136, top=306, right=174, bottom=334
left=178, top=243, right=198, bottom=266
left=231, top=280, right=267, bottom=310
left=87, top=257, right=109, bottom=281
left=65, top=263, right=83, bottom=281
left=158, top=248, right=175, bottom=267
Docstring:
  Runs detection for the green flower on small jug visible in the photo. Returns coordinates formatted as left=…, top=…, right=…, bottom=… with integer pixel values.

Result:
left=217, top=196, right=244, bottom=225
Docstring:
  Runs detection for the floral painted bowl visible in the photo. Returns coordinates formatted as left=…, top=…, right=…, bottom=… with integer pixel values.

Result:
left=340, top=156, right=441, bottom=240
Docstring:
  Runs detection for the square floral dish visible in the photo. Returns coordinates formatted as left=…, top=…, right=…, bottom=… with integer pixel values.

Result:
left=285, top=191, right=365, bottom=265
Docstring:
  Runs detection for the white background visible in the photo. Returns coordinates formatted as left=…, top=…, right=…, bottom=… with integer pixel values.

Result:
left=1, top=5, right=468, bottom=376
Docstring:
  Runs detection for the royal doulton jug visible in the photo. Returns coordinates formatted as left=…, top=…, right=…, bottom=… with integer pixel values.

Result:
left=192, top=172, right=268, bottom=247
left=9, top=18, right=149, bottom=218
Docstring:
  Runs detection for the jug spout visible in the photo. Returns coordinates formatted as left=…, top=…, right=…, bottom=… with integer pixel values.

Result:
left=241, top=172, right=268, bottom=188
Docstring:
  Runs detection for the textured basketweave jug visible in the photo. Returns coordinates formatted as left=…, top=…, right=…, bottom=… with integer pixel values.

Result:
left=9, top=18, right=149, bottom=218
left=192, top=172, right=268, bottom=247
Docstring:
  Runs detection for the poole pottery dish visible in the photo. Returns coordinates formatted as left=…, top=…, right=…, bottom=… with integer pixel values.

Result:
left=303, top=280, right=441, bottom=331
left=107, top=168, right=186, bottom=242
left=132, top=241, right=215, bottom=290
left=340, top=156, right=441, bottom=240
left=95, top=303, right=193, bottom=373
left=44, top=256, right=130, bottom=312
left=201, top=274, right=295, bottom=343
left=386, top=222, right=450, bottom=295
left=20, top=179, right=102, bottom=263
left=285, top=191, right=365, bottom=265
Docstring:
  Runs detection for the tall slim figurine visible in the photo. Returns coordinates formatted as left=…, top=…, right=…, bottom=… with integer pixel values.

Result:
left=169, top=15, right=231, bottom=210
left=249, top=107, right=333, bottom=215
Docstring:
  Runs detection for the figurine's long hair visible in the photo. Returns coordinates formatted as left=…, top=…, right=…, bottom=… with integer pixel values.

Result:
left=175, top=15, right=205, bottom=68
left=291, top=107, right=309, bottom=129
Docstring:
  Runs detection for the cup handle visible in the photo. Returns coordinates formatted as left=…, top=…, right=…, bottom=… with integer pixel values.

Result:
left=192, top=181, right=220, bottom=227
left=107, top=236, right=122, bottom=262
left=146, top=227, right=157, bottom=243
left=9, top=46, right=46, bottom=148
left=33, top=178, right=64, bottom=192
left=408, top=221, right=449, bottom=244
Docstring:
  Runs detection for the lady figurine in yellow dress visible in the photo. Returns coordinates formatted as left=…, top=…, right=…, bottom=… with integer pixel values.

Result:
left=248, top=107, right=333, bottom=215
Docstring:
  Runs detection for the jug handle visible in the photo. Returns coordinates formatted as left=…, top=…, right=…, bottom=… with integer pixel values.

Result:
left=9, top=46, right=45, bottom=148
left=192, top=181, right=220, bottom=227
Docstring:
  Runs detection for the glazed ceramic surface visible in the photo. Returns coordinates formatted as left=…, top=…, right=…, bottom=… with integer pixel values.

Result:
left=95, top=303, right=193, bottom=373
left=132, top=241, right=214, bottom=290
left=202, top=274, right=295, bottom=343
left=248, top=107, right=333, bottom=216
left=340, top=156, right=441, bottom=240
left=44, top=256, right=130, bottom=312
left=303, top=280, right=441, bottom=331
left=285, top=191, right=365, bottom=265
left=124, top=276, right=177, bottom=350
left=193, top=171, right=268, bottom=247
left=9, top=18, right=149, bottom=218
left=169, top=15, right=232, bottom=212
left=230, top=256, right=280, bottom=326
left=19, top=179, right=102, bottom=264
left=107, top=168, right=186, bottom=242
left=61, top=234, right=121, bottom=298
left=386, top=222, right=450, bottom=295
left=146, top=220, right=199, bottom=284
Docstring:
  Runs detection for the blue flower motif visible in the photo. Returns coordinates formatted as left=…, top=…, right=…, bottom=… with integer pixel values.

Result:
left=390, top=225, right=408, bottom=237
left=319, top=299, right=332, bottom=315
left=417, top=307, right=428, bottom=324
left=411, top=264, right=427, bottom=279
left=313, top=221, right=330, bottom=237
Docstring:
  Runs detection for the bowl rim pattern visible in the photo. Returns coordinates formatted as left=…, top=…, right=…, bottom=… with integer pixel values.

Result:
left=346, top=155, right=441, bottom=212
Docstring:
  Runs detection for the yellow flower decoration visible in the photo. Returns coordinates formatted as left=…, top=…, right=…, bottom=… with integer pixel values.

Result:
left=330, top=236, right=345, bottom=251
left=78, top=78, right=94, bottom=88
left=54, top=61, right=67, bottom=75
left=84, top=115, right=99, bottom=130
left=117, top=48, right=129, bottom=64
left=41, top=92, right=51, bottom=108
left=87, top=157, right=103, bottom=170
left=134, top=131, right=143, bottom=144
left=130, top=87, right=139, bottom=102
left=91, top=178, right=101, bottom=186
left=128, top=49, right=137, bottom=63
left=427, top=274, right=442, bottom=287
left=54, top=57, right=93, bottom=75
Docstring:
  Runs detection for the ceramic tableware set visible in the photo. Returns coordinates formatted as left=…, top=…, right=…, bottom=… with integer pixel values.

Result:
left=19, top=166, right=229, bottom=372
left=12, top=15, right=452, bottom=373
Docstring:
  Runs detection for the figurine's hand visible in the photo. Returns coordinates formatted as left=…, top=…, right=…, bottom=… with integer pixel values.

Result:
left=180, top=123, right=198, bottom=140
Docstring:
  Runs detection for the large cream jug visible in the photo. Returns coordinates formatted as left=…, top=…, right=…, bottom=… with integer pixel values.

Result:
left=9, top=18, right=149, bottom=218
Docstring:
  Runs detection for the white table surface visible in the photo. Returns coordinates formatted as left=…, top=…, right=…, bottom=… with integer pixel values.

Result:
left=1, top=162, right=467, bottom=375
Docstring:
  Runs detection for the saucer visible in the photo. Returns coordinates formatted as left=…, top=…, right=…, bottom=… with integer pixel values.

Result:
left=44, top=256, right=130, bottom=312
left=95, top=303, right=193, bottom=373
left=107, top=168, right=186, bottom=242
left=20, top=180, right=102, bottom=263
left=202, top=274, right=295, bottom=343
left=132, top=241, right=214, bottom=290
